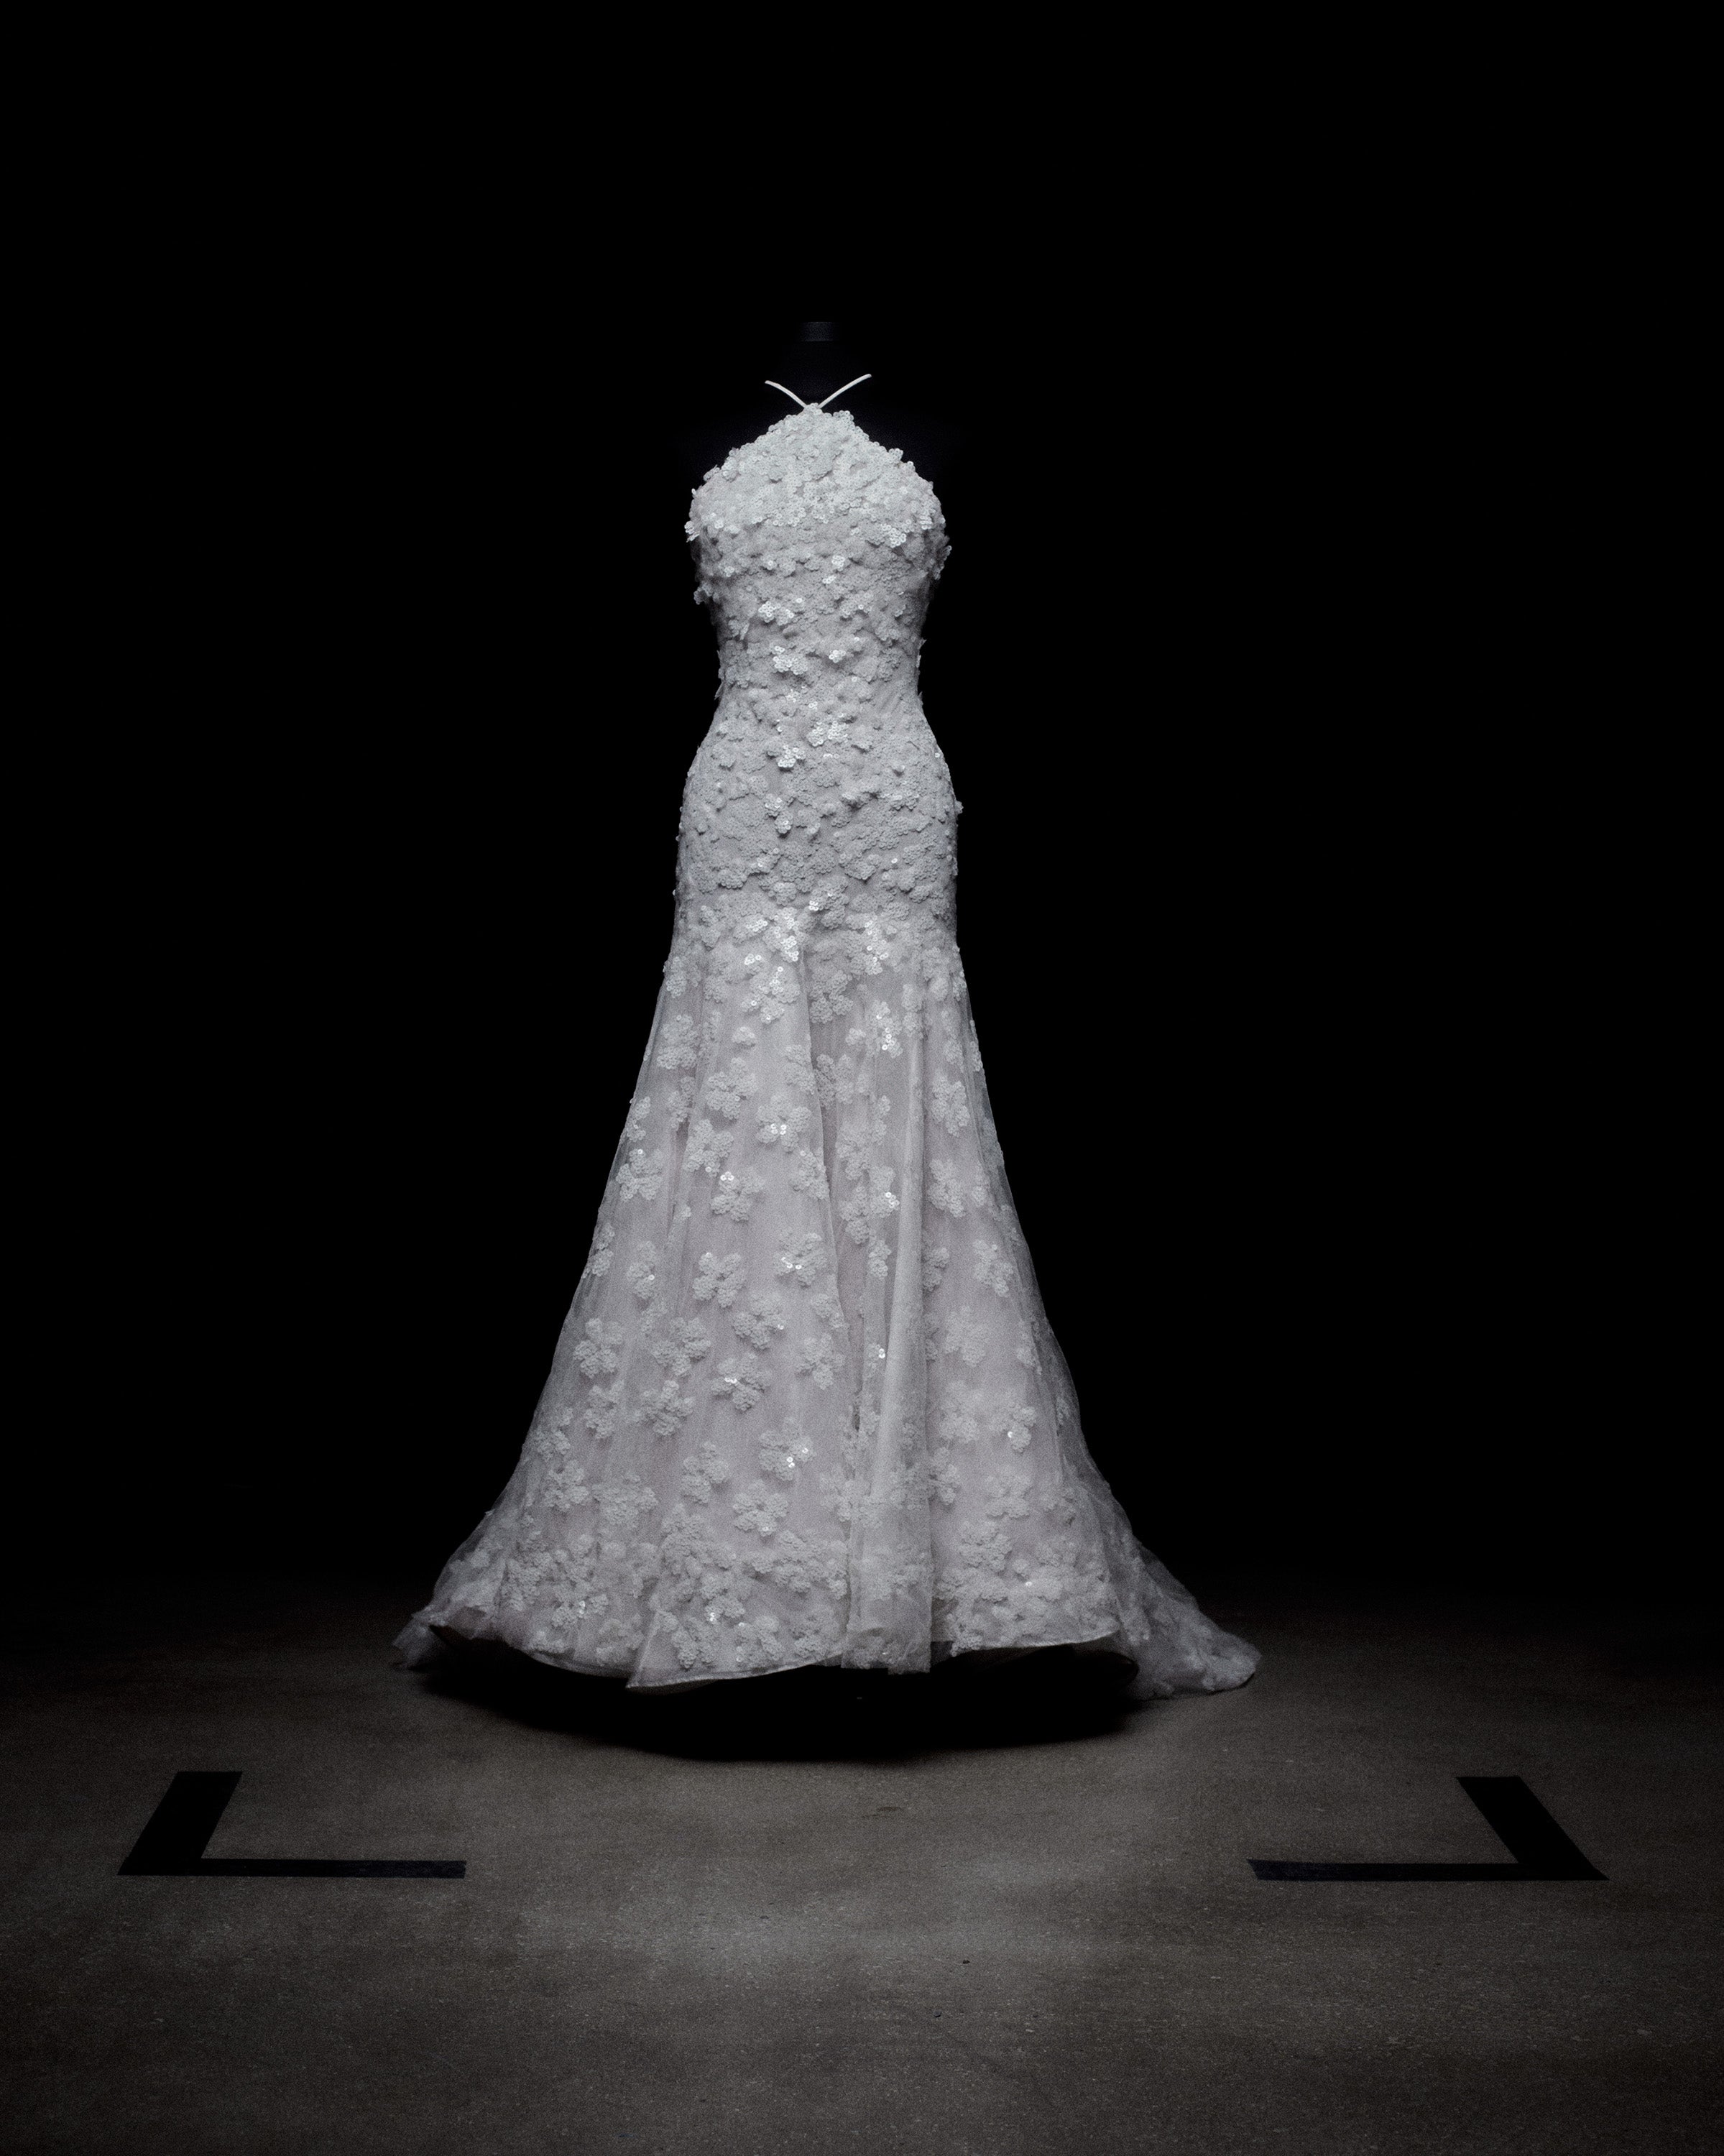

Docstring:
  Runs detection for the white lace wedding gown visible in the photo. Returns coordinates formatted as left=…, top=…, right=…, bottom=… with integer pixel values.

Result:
left=395, top=392, right=1258, bottom=1699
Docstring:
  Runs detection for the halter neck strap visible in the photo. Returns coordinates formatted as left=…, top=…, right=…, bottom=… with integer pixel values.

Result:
left=764, top=374, right=872, bottom=412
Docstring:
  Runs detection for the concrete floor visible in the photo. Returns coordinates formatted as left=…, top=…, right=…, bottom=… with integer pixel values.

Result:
left=2, top=1570, right=1720, bottom=2155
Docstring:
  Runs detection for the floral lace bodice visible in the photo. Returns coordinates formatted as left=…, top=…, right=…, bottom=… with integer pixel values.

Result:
left=680, top=407, right=957, bottom=930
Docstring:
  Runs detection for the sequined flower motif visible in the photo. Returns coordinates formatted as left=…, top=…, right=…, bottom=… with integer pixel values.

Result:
left=573, top=1321, right=624, bottom=1380
left=648, top=1318, right=713, bottom=1377
left=626, top=1244, right=660, bottom=1303
left=711, top=1167, right=767, bottom=1222
left=730, top=1291, right=788, bottom=1351
left=686, top=1120, right=734, bottom=1177
left=617, top=1148, right=666, bottom=1203
left=693, top=1251, right=745, bottom=1307
left=633, top=1380, right=695, bottom=1438
left=755, top=1093, right=811, bottom=1148
left=711, top=1355, right=772, bottom=1414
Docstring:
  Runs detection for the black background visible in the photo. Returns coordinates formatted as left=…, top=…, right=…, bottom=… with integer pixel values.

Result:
left=29, top=218, right=1696, bottom=1604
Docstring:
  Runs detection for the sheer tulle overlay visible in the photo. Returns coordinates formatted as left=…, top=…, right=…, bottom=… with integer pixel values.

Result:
left=395, top=406, right=1258, bottom=1699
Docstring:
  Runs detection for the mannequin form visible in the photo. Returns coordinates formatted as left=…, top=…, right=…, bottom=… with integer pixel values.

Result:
left=676, top=319, right=960, bottom=489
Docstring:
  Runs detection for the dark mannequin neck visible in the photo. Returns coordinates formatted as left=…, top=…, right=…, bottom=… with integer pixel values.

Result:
left=676, top=321, right=960, bottom=489
left=762, top=324, right=873, bottom=411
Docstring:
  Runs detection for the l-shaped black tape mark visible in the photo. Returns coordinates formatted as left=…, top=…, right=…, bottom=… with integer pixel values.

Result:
left=1249, top=1777, right=1606, bottom=1881
left=1455, top=1776, right=1605, bottom=1878
left=117, top=1772, right=466, bottom=1878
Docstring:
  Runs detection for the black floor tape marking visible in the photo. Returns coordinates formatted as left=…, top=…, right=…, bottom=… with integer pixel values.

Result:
left=121, top=1772, right=1598, bottom=1887
left=1250, top=1776, right=1606, bottom=1881
left=117, top=1772, right=466, bottom=1877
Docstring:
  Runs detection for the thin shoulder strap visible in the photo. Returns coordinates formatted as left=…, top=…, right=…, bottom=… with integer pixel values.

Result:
left=764, top=374, right=872, bottom=412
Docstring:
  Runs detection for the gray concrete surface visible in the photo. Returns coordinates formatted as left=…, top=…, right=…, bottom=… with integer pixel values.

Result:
left=2, top=1570, right=1720, bottom=2155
